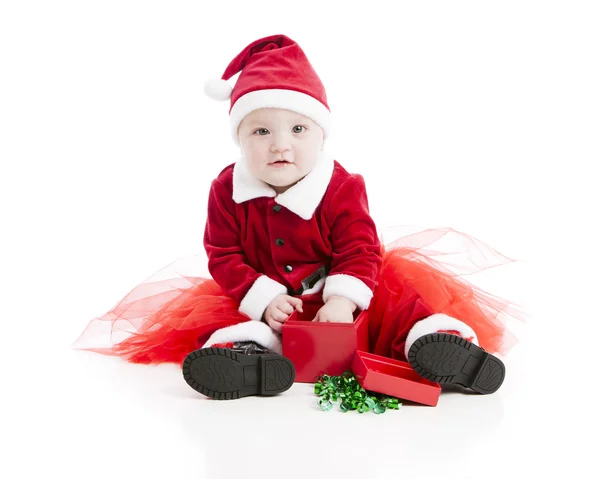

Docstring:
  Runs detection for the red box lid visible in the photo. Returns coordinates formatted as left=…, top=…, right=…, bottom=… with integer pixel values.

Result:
left=352, top=350, right=441, bottom=407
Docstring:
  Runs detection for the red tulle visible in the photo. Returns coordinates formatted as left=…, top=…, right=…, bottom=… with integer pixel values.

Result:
left=73, top=227, right=525, bottom=365
left=73, top=277, right=250, bottom=364
left=368, top=229, right=523, bottom=361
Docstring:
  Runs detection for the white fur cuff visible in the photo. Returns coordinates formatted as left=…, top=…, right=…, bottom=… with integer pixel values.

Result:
left=238, top=275, right=288, bottom=321
left=202, top=320, right=282, bottom=354
left=322, top=274, right=373, bottom=310
left=404, top=314, right=479, bottom=359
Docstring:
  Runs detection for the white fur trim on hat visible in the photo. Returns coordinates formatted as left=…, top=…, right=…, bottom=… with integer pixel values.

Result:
left=202, top=320, right=282, bottom=354
left=404, top=313, right=479, bottom=359
left=229, top=88, right=332, bottom=145
left=238, top=275, right=288, bottom=322
left=322, top=274, right=374, bottom=310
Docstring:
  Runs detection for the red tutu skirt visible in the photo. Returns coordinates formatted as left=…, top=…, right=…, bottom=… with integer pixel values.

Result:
left=73, top=227, right=525, bottom=365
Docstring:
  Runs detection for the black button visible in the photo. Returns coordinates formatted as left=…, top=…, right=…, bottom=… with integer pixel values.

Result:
left=275, top=238, right=284, bottom=246
left=272, top=204, right=282, bottom=212
left=284, top=264, right=293, bottom=273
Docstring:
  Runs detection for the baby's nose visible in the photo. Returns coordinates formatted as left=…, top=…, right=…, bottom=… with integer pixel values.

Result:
left=271, top=142, right=290, bottom=153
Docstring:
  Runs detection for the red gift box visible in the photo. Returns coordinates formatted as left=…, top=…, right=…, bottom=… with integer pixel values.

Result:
left=281, top=306, right=442, bottom=406
left=281, top=308, right=369, bottom=383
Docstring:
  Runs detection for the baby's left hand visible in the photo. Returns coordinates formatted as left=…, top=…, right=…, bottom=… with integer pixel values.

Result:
left=313, top=295, right=357, bottom=323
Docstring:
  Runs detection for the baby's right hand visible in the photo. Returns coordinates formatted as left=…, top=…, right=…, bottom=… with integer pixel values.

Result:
left=263, top=294, right=303, bottom=333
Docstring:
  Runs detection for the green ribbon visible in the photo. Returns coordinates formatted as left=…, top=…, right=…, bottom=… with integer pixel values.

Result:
left=314, top=371, right=401, bottom=414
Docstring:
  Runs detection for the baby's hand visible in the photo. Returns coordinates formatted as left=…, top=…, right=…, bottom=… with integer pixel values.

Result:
left=264, top=294, right=303, bottom=333
left=313, top=296, right=356, bottom=324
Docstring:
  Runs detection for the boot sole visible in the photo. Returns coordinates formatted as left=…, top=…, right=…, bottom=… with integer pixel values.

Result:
left=182, top=347, right=295, bottom=400
left=407, top=333, right=505, bottom=394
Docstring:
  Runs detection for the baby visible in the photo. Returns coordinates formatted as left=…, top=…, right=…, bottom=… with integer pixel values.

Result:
left=75, top=34, right=516, bottom=402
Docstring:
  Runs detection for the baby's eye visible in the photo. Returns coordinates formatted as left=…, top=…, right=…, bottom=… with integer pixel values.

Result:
left=293, top=125, right=305, bottom=133
left=254, top=128, right=269, bottom=135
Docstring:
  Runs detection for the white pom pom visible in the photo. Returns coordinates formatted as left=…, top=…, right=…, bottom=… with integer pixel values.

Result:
left=203, top=77, right=233, bottom=101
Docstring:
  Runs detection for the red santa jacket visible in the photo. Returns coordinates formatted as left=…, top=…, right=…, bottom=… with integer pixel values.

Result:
left=203, top=150, right=383, bottom=321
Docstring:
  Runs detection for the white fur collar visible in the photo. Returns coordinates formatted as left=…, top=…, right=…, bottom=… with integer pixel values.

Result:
left=232, top=150, right=335, bottom=220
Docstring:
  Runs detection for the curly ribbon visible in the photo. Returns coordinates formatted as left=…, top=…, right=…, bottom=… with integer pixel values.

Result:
left=314, top=371, right=401, bottom=414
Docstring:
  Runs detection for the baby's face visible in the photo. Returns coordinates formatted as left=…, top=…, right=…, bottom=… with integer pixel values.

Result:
left=237, top=108, right=324, bottom=194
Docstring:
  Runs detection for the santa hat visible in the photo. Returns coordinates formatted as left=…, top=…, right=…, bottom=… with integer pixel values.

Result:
left=203, top=34, right=332, bottom=146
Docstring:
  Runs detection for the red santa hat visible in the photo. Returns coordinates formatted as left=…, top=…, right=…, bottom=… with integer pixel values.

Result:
left=203, top=34, right=332, bottom=145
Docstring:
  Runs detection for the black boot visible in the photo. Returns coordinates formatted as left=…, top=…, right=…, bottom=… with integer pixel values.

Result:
left=407, top=333, right=505, bottom=394
left=182, top=341, right=296, bottom=400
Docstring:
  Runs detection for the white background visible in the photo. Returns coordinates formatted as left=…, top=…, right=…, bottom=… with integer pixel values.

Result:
left=1, top=1, right=598, bottom=478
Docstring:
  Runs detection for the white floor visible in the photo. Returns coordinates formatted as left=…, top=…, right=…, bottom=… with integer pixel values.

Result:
left=5, top=319, right=590, bottom=479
